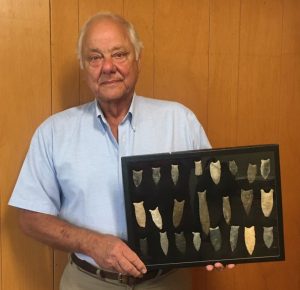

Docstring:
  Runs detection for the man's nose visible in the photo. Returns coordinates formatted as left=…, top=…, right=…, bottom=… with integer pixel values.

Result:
left=102, top=57, right=116, bottom=73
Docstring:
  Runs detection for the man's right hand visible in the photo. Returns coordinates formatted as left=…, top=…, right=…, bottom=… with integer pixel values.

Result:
left=85, top=233, right=147, bottom=277
left=18, top=209, right=146, bottom=277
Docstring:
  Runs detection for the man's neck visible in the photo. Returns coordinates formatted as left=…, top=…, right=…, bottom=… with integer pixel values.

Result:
left=97, top=95, right=133, bottom=141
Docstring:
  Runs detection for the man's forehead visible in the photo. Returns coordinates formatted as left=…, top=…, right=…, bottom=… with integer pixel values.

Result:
left=83, top=19, right=132, bottom=49
left=86, top=19, right=128, bottom=40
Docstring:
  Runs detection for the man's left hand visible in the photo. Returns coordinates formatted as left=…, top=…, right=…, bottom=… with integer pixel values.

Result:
left=206, top=262, right=235, bottom=271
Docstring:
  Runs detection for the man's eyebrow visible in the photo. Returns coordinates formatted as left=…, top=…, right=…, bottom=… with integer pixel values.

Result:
left=87, top=48, right=102, bottom=53
left=111, top=46, right=127, bottom=51
left=87, top=46, right=128, bottom=53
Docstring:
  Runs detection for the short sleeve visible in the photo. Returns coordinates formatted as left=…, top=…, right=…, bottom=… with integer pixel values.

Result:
left=9, top=121, right=61, bottom=215
left=186, top=109, right=211, bottom=150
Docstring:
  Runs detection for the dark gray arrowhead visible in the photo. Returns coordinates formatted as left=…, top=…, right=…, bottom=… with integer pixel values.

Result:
left=263, top=226, right=274, bottom=248
left=210, top=226, right=222, bottom=251
left=230, top=225, right=240, bottom=252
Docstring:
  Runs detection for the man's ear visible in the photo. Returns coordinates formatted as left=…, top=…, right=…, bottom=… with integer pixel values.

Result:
left=81, top=67, right=87, bottom=80
left=137, top=52, right=142, bottom=72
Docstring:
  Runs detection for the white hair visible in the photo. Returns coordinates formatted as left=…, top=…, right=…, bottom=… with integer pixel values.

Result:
left=77, top=12, right=143, bottom=69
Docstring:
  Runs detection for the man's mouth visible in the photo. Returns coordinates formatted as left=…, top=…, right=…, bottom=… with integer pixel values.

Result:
left=99, top=79, right=122, bottom=85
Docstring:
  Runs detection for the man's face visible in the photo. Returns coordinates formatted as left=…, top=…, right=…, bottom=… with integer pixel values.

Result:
left=82, top=19, right=140, bottom=103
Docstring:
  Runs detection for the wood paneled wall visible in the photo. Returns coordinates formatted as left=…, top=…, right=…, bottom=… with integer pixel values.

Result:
left=0, top=1, right=299, bottom=289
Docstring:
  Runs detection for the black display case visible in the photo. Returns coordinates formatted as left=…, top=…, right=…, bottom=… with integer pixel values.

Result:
left=121, top=144, right=285, bottom=270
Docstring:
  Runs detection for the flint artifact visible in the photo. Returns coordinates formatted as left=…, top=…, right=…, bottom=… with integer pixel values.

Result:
left=229, top=160, right=238, bottom=176
left=222, top=196, right=231, bottom=224
left=210, top=160, right=221, bottom=184
left=171, top=164, right=179, bottom=185
left=152, top=167, right=161, bottom=185
left=173, top=199, right=185, bottom=228
left=260, top=159, right=271, bottom=180
left=132, top=169, right=143, bottom=187
left=241, top=189, right=253, bottom=215
left=149, top=207, right=163, bottom=230
left=160, top=232, right=169, bottom=255
left=210, top=226, right=222, bottom=251
left=133, top=201, right=146, bottom=228
left=247, top=163, right=257, bottom=183
left=192, top=232, right=201, bottom=251
left=175, top=232, right=186, bottom=254
left=263, top=226, right=274, bottom=248
left=198, top=190, right=210, bottom=235
left=194, top=160, right=203, bottom=176
left=261, top=189, right=274, bottom=217
left=245, top=226, right=255, bottom=255
left=230, top=225, right=240, bottom=252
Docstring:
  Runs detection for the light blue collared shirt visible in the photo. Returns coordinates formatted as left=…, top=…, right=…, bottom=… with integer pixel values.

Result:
left=9, top=95, right=210, bottom=265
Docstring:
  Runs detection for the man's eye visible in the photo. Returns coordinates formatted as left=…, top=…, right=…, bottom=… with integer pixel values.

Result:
left=88, top=55, right=102, bottom=64
left=113, top=51, right=129, bottom=60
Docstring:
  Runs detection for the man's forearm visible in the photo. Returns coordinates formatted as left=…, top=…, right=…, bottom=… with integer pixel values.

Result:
left=18, top=209, right=147, bottom=276
left=19, top=209, right=97, bottom=255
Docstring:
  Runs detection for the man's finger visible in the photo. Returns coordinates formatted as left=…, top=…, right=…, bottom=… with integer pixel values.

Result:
left=123, top=248, right=147, bottom=274
left=118, top=256, right=144, bottom=277
left=214, top=262, right=224, bottom=269
left=206, top=264, right=214, bottom=271
left=226, top=264, right=235, bottom=269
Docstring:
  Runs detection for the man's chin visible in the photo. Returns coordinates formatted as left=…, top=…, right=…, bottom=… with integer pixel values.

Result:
left=96, top=92, right=132, bottom=103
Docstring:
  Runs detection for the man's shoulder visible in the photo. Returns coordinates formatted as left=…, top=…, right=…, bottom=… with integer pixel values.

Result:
left=135, top=95, right=189, bottom=113
left=37, top=101, right=95, bottom=134
left=43, top=101, right=94, bottom=123
left=51, top=101, right=94, bottom=120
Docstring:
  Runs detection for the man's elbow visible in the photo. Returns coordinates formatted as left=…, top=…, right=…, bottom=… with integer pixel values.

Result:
left=18, top=209, right=37, bottom=236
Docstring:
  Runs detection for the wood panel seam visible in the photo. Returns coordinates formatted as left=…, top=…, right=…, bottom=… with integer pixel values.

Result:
left=236, top=0, right=242, bottom=145
left=153, top=0, right=156, bottom=99
left=49, top=1, right=55, bottom=288
left=278, top=0, right=284, bottom=142
left=207, top=0, right=211, bottom=131
left=49, top=0, right=53, bottom=117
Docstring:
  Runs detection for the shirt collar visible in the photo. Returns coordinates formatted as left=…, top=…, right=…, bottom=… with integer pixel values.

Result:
left=94, top=93, right=136, bottom=132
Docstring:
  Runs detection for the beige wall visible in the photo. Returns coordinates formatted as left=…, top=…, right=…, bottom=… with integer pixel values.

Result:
left=0, top=0, right=299, bottom=289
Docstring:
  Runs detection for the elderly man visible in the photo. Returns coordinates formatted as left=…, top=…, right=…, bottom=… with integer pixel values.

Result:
left=9, top=12, right=233, bottom=290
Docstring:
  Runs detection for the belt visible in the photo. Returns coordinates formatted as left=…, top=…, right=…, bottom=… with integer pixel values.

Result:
left=71, top=253, right=171, bottom=286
